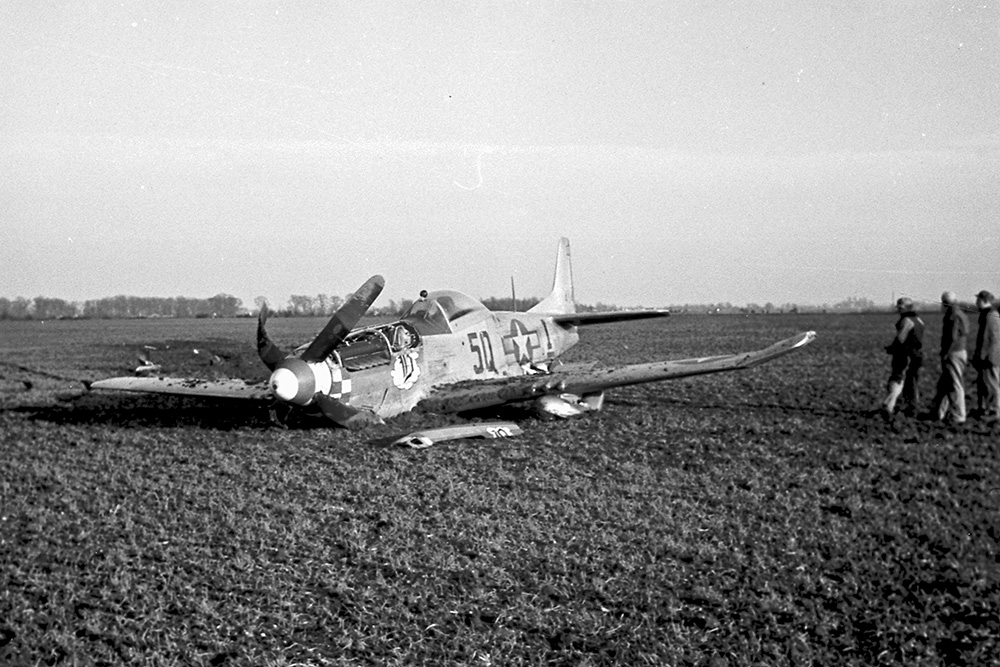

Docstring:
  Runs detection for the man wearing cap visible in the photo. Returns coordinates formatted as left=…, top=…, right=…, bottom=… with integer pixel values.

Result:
left=929, top=291, right=968, bottom=424
left=971, top=290, right=1000, bottom=421
left=881, top=297, right=924, bottom=419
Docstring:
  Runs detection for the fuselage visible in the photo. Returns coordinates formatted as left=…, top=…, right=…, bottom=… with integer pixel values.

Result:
left=291, top=290, right=579, bottom=420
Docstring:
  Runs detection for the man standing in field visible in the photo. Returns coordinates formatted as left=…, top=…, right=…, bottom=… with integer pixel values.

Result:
left=928, top=291, right=968, bottom=425
left=971, top=290, right=1000, bottom=422
left=881, top=297, right=924, bottom=420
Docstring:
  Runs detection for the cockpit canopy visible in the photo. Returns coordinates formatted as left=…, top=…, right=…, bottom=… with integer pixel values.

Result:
left=401, top=290, right=490, bottom=335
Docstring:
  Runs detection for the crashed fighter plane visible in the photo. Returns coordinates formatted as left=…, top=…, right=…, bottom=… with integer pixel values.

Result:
left=92, top=239, right=816, bottom=428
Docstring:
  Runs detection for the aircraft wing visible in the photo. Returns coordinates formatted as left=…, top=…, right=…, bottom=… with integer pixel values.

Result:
left=418, top=330, right=816, bottom=414
left=551, top=309, right=670, bottom=326
left=90, top=376, right=272, bottom=401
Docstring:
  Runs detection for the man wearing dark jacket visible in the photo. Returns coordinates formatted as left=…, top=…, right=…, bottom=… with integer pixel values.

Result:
left=881, top=297, right=924, bottom=419
left=971, top=290, right=1000, bottom=421
left=929, top=291, right=968, bottom=424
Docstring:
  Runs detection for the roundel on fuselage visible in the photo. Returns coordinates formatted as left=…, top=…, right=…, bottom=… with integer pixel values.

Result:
left=503, top=319, right=541, bottom=364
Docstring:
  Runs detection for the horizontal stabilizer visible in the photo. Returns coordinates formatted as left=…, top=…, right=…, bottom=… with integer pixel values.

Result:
left=552, top=309, right=670, bottom=326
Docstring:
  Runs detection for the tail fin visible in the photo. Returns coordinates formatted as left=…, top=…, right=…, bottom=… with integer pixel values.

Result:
left=529, top=238, right=575, bottom=314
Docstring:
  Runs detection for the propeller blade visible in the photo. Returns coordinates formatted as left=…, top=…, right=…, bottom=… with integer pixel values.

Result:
left=315, top=394, right=383, bottom=429
left=300, top=275, right=385, bottom=363
left=257, top=302, right=288, bottom=371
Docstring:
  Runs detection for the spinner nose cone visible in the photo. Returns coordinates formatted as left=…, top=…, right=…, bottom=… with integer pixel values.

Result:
left=269, top=358, right=316, bottom=405
left=270, top=367, right=300, bottom=402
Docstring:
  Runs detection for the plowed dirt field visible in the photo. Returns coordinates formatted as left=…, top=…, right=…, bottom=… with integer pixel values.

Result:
left=2, top=313, right=997, bottom=665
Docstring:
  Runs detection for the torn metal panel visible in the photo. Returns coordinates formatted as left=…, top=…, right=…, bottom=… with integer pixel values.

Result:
left=393, top=422, right=523, bottom=449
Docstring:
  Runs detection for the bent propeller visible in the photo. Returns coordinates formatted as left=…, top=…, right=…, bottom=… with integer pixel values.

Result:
left=256, top=302, right=287, bottom=371
left=301, top=275, right=385, bottom=363
left=257, top=275, right=385, bottom=371
left=258, top=275, right=385, bottom=427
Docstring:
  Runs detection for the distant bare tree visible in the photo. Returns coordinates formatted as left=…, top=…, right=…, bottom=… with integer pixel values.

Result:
left=373, top=299, right=398, bottom=317
left=33, top=297, right=78, bottom=319
left=315, top=294, right=345, bottom=316
left=0, top=297, right=31, bottom=319
left=288, top=295, right=316, bottom=316
left=316, top=293, right=331, bottom=316
left=175, top=297, right=195, bottom=318
left=206, top=294, right=242, bottom=318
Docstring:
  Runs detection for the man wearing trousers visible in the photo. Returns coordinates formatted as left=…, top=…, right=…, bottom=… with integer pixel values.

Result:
left=882, top=297, right=924, bottom=419
left=929, top=291, right=968, bottom=424
left=972, top=290, right=1000, bottom=421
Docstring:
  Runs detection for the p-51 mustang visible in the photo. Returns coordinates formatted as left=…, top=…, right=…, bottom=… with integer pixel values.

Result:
left=92, top=239, right=816, bottom=429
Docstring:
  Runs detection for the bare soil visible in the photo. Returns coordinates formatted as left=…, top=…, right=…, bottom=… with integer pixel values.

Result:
left=1, top=313, right=997, bottom=665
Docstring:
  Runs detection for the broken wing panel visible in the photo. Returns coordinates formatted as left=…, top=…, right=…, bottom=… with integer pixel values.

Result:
left=90, top=376, right=271, bottom=401
left=417, top=331, right=816, bottom=414
left=393, top=422, right=524, bottom=449
left=554, top=330, right=816, bottom=394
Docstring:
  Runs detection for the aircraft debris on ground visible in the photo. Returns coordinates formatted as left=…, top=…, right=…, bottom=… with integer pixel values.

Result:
left=392, top=421, right=523, bottom=449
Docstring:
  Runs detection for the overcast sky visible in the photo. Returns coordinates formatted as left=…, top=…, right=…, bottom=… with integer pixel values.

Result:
left=2, top=1, right=998, bottom=309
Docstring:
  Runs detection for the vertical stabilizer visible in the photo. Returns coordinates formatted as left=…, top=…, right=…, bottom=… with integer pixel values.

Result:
left=529, top=238, right=575, bottom=314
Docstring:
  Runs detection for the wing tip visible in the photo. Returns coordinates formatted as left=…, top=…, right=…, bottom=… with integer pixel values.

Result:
left=794, top=331, right=818, bottom=348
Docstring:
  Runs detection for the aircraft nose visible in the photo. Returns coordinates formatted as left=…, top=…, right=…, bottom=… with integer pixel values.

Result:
left=270, top=367, right=300, bottom=402
left=268, top=357, right=317, bottom=405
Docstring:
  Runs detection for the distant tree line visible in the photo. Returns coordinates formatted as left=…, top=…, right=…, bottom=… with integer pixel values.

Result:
left=0, top=291, right=629, bottom=320
left=268, top=294, right=403, bottom=318
left=0, top=295, right=244, bottom=320
left=0, top=292, right=901, bottom=321
left=668, top=296, right=898, bottom=315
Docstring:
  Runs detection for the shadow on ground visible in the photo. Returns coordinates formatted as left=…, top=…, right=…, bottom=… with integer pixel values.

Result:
left=6, top=391, right=277, bottom=430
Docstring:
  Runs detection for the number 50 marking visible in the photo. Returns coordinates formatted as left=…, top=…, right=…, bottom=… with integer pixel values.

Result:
left=468, top=331, right=496, bottom=374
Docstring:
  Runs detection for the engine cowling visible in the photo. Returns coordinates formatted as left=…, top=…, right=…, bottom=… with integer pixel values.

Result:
left=269, top=357, right=351, bottom=406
